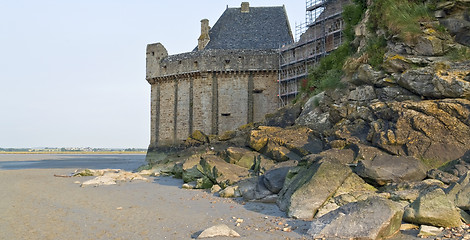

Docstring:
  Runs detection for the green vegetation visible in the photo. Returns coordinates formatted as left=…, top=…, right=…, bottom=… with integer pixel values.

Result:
left=343, top=0, right=367, bottom=42
left=302, top=0, right=366, bottom=95
left=364, top=35, right=387, bottom=69
left=368, top=0, right=431, bottom=42
left=447, top=47, right=470, bottom=61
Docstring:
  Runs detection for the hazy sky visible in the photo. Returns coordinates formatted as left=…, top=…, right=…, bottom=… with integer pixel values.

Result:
left=0, top=0, right=305, bottom=148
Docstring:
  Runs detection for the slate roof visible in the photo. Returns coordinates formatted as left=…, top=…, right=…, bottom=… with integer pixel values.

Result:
left=197, top=6, right=293, bottom=51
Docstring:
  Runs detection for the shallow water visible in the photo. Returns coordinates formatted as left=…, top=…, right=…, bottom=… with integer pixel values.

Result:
left=0, top=154, right=146, bottom=171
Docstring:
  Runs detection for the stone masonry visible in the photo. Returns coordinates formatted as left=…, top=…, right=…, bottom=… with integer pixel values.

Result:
left=145, top=3, right=293, bottom=153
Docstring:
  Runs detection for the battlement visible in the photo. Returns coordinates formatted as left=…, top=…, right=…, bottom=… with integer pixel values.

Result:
left=146, top=45, right=278, bottom=82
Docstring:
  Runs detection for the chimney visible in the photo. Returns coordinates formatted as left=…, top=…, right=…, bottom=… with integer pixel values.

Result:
left=241, top=2, right=249, bottom=13
left=198, top=19, right=210, bottom=51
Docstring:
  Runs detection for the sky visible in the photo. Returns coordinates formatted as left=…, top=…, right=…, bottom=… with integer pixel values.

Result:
left=0, top=0, right=306, bottom=149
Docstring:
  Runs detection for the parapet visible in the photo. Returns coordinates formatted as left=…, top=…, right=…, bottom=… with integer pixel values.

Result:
left=146, top=48, right=279, bottom=83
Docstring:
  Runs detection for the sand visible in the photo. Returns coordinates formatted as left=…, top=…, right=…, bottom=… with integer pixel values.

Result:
left=0, top=167, right=310, bottom=240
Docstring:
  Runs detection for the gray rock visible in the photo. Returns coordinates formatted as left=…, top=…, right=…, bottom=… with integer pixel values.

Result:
left=414, top=35, right=444, bottom=56
left=349, top=143, right=387, bottom=162
left=277, top=159, right=353, bottom=220
left=295, top=92, right=332, bottom=134
left=253, top=176, right=275, bottom=200
left=367, top=99, right=470, bottom=166
left=456, top=27, right=470, bottom=47
left=418, top=225, right=444, bottom=237
left=403, top=188, right=462, bottom=227
left=440, top=18, right=470, bottom=36
left=197, top=154, right=250, bottom=188
left=427, top=169, right=459, bottom=184
left=397, top=65, right=470, bottom=99
left=308, top=197, right=404, bottom=240
left=446, top=172, right=470, bottom=210
left=355, top=155, right=427, bottom=186
left=197, top=224, right=240, bottom=238
left=264, top=101, right=302, bottom=128
left=348, top=85, right=377, bottom=101
left=376, top=86, right=420, bottom=102
left=219, top=185, right=241, bottom=198
left=351, top=64, right=386, bottom=86
left=384, top=179, right=446, bottom=202
left=263, top=167, right=291, bottom=194
left=302, top=148, right=356, bottom=166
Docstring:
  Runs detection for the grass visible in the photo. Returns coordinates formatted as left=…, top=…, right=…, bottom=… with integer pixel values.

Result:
left=364, top=35, right=387, bottom=69
left=304, top=43, right=351, bottom=95
left=369, top=0, right=432, bottom=43
left=446, top=47, right=470, bottom=61
left=301, top=0, right=366, bottom=96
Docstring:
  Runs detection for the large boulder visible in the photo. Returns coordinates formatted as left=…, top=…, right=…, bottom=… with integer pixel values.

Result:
left=446, top=172, right=470, bottom=210
left=367, top=99, right=470, bottom=166
left=403, top=188, right=462, bottom=228
left=308, top=197, right=404, bottom=240
left=355, top=154, right=427, bottom=186
left=264, top=101, right=302, bottom=128
left=248, top=126, right=323, bottom=162
left=302, top=148, right=356, bottom=165
left=295, top=92, right=333, bottom=134
left=276, top=159, right=353, bottom=220
left=181, top=154, right=205, bottom=183
left=440, top=18, right=470, bottom=47
left=316, top=172, right=377, bottom=217
left=197, top=154, right=251, bottom=188
left=262, top=167, right=291, bottom=194
left=221, top=147, right=275, bottom=171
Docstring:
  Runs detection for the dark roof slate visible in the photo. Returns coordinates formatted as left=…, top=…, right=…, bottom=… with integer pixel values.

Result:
left=198, top=6, right=293, bottom=51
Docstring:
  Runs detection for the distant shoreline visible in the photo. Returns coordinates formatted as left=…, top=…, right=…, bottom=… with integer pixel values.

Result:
left=0, top=151, right=147, bottom=155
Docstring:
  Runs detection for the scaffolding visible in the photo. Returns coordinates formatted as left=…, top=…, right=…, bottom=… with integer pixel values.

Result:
left=278, top=0, right=346, bottom=107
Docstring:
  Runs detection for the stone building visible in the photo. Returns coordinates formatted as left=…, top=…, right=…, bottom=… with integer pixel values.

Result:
left=146, top=2, right=293, bottom=151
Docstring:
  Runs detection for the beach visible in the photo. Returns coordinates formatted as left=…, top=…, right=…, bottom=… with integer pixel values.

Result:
left=0, top=154, right=309, bottom=239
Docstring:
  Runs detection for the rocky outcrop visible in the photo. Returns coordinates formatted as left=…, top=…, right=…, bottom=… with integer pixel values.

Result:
left=308, top=197, right=403, bottom=240
left=72, top=169, right=148, bottom=187
left=403, top=188, right=462, bottom=227
left=368, top=99, right=470, bottom=166
left=397, top=62, right=470, bottom=99
left=355, top=154, right=428, bottom=186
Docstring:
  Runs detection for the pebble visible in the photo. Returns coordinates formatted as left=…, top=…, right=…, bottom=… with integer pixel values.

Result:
left=116, top=207, right=123, bottom=210
left=282, top=227, right=292, bottom=232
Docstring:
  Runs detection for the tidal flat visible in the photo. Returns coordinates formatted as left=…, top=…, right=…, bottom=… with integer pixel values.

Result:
left=0, top=154, right=310, bottom=239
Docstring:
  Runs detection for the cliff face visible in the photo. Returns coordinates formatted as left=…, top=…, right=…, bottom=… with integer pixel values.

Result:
left=296, top=0, right=470, bottom=168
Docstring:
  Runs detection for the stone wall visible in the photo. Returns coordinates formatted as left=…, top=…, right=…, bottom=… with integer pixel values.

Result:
left=146, top=43, right=279, bottom=148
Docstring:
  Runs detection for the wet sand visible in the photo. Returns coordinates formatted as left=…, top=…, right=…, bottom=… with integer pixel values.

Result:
left=0, top=155, right=309, bottom=240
